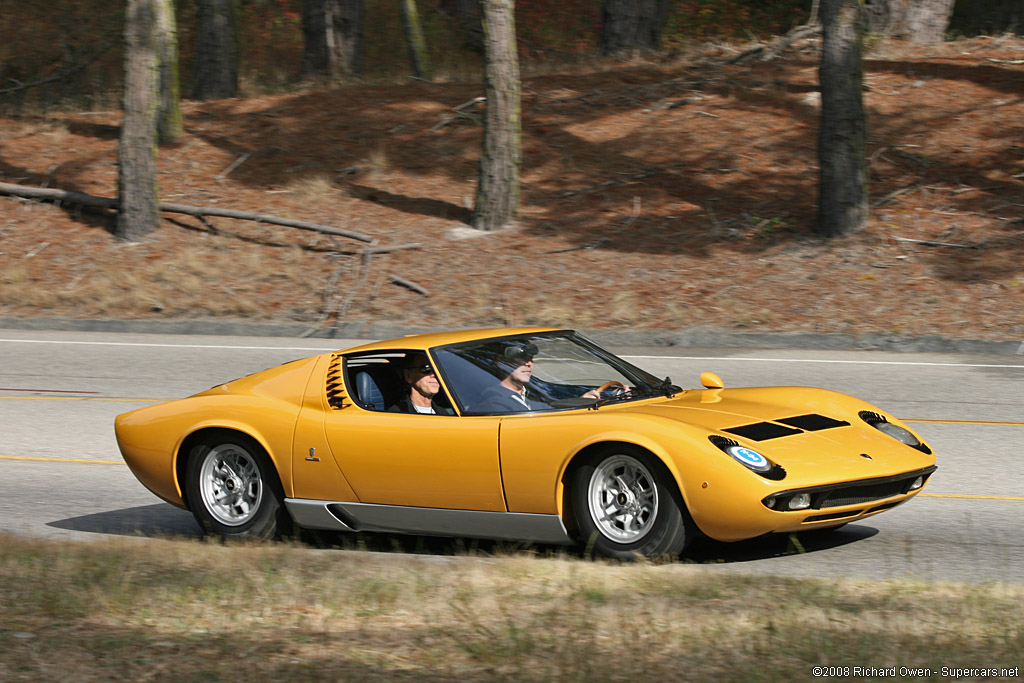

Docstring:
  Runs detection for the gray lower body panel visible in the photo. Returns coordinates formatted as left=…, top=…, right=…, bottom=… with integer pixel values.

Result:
left=285, top=499, right=573, bottom=546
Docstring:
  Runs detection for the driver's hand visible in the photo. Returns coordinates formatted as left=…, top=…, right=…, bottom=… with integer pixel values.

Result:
left=581, top=389, right=600, bottom=399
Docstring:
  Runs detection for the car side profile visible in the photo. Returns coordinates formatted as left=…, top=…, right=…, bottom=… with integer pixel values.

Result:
left=115, top=328, right=937, bottom=559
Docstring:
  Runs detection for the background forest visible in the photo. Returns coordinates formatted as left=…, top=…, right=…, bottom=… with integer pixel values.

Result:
left=3, top=0, right=1020, bottom=110
left=1, top=1, right=1022, bottom=342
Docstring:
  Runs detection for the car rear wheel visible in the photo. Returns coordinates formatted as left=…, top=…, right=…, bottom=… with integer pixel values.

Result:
left=571, top=446, right=691, bottom=560
left=185, top=432, right=290, bottom=539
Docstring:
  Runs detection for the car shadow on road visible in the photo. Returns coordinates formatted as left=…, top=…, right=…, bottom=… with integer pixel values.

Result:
left=682, top=525, right=880, bottom=564
left=45, top=503, right=879, bottom=565
left=47, top=504, right=200, bottom=538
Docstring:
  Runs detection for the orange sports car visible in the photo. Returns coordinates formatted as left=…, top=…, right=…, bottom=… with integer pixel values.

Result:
left=115, top=328, right=937, bottom=559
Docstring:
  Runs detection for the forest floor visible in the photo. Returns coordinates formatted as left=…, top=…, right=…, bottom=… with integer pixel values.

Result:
left=1, top=36, right=1022, bottom=342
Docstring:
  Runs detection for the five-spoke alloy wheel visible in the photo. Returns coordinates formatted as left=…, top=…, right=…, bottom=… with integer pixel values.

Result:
left=571, top=446, right=691, bottom=560
left=185, top=432, right=290, bottom=539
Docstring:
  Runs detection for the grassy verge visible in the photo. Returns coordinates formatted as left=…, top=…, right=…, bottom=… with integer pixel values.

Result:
left=1, top=533, right=1021, bottom=681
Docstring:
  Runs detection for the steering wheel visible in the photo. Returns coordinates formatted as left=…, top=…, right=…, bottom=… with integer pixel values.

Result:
left=594, top=380, right=627, bottom=396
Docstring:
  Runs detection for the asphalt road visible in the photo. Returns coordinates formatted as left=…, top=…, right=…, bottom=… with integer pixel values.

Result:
left=1, top=328, right=1022, bottom=584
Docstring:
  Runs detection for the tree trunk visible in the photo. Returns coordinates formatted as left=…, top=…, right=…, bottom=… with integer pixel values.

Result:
left=600, top=0, right=670, bottom=57
left=155, top=0, right=182, bottom=143
left=301, top=0, right=364, bottom=79
left=191, top=0, right=238, bottom=99
left=817, top=0, right=868, bottom=239
left=863, top=0, right=955, bottom=44
left=400, top=0, right=433, bottom=81
left=904, top=0, right=955, bottom=43
left=471, top=0, right=520, bottom=232
left=118, top=0, right=162, bottom=242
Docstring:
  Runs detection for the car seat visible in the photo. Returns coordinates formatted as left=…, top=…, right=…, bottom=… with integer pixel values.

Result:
left=354, top=371, right=386, bottom=411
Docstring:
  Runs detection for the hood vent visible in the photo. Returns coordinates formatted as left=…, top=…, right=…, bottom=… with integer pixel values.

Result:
left=778, top=414, right=850, bottom=431
left=724, top=421, right=802, bottom=441
left=325, top=353, right=349, bottom=410
left=724, top=413, right=850, bottom=441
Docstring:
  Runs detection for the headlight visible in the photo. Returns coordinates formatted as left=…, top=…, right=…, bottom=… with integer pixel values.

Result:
left=860, top=411, right=932, bottom=454
left=725, top=445, right=773, bottom=473
left=709, top=435, right=786, bottom=480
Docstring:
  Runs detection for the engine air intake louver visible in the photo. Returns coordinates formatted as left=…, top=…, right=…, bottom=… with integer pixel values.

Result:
left=325, top=353, right=348, bottom=409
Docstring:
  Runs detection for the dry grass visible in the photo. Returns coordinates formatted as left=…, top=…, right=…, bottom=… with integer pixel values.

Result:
left=0, top=533, right=1021, bottom=681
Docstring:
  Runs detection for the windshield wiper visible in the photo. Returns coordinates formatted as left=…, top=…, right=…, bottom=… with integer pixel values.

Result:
left=630, top=376, right=680, bottom=400
left=658, top=376, right=681, bottom=398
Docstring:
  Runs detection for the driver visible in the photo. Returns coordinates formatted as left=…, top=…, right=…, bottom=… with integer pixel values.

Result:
left=477, top=342, right=601, bottom=413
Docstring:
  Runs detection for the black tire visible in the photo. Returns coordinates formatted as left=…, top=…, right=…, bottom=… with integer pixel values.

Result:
left=184, top=432, right=291, bottom=539
left=570, top=445, right=692, bottom=560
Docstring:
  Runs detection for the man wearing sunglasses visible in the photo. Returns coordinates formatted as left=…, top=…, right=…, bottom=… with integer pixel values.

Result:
left=388, top=353, right=452, bottom=415
left=478, top=341, right=604, bottom=413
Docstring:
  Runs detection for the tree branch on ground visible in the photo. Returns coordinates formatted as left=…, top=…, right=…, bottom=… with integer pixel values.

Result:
left=728, top=23, right=822, bottom=65
left=388, top=275, right=429, bottom=296
left=0, top=181, right=372, bottom=242
left=893, top=236, right=978, bottom=249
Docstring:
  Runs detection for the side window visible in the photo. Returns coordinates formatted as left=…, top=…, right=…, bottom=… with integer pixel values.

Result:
left=344, top=352, right=407, bottom=411
left=343, top=350, right=454, bottom=415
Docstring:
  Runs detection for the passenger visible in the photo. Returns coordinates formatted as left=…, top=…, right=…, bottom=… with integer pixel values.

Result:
left=388, top=353, right=452, bottom=415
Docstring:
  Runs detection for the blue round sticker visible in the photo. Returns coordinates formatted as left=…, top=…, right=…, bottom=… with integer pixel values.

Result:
left=728, top=445, right=770, bottom=471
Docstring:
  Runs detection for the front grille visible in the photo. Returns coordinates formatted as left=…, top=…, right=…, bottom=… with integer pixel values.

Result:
left=761, top=466, right=936, bottom=511
left=819, top=478, right=913, bottom=508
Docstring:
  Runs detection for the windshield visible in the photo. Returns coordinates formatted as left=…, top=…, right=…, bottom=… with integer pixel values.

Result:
left=432, top=331, right=668, bottom=416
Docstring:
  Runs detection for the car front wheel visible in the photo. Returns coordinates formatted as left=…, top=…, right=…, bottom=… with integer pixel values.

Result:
left=185, top=432, right=290, bottom=539
left=571, top=446, right=691, bottom=560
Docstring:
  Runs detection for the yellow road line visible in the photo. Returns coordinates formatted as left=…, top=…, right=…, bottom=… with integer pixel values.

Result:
left=904, top=418, right=1024, bottom=427
left=0, top=454, right=124, bottom=465
left=0, top=396, right=164, bottom=402
left=920, top=492, right=1024, bottom=501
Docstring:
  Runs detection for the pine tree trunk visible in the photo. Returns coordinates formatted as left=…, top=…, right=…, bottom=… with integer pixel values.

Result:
left=904, top=0, right=955, bottom=44
left=191, top=0, right=238, bottom=100
left=118, top=0, right=161, bottom=242
left=155, top=0, right=182, bottom=143
left=817, top=0, right=868, bottom=238
left=301, top=0, right=364, bottom=79
left=400, top=0, right=433, bottom=81
left=600, top=0, right=670, bottom=57
left=863, top=0, right=954, bottom=44
left=471, top=0, right=520, bottom=232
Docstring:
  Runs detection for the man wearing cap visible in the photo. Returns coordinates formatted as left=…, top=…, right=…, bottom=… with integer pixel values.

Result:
left=476, top=342, right=547, bottom=412
left=477, top=341, right=602, bottom=413
left=388, top=352, right=453, bottom=415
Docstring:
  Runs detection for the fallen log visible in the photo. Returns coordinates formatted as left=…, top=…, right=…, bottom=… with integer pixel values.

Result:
left=0, top=181, right=373, bottom=243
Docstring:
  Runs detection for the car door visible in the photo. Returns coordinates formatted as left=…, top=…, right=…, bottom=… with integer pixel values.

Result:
left=322, top=411, right=505, bottom=511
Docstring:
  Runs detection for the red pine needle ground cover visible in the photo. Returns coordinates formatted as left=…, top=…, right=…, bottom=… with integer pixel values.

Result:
left=1, top=37, right=1021, bottom=341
